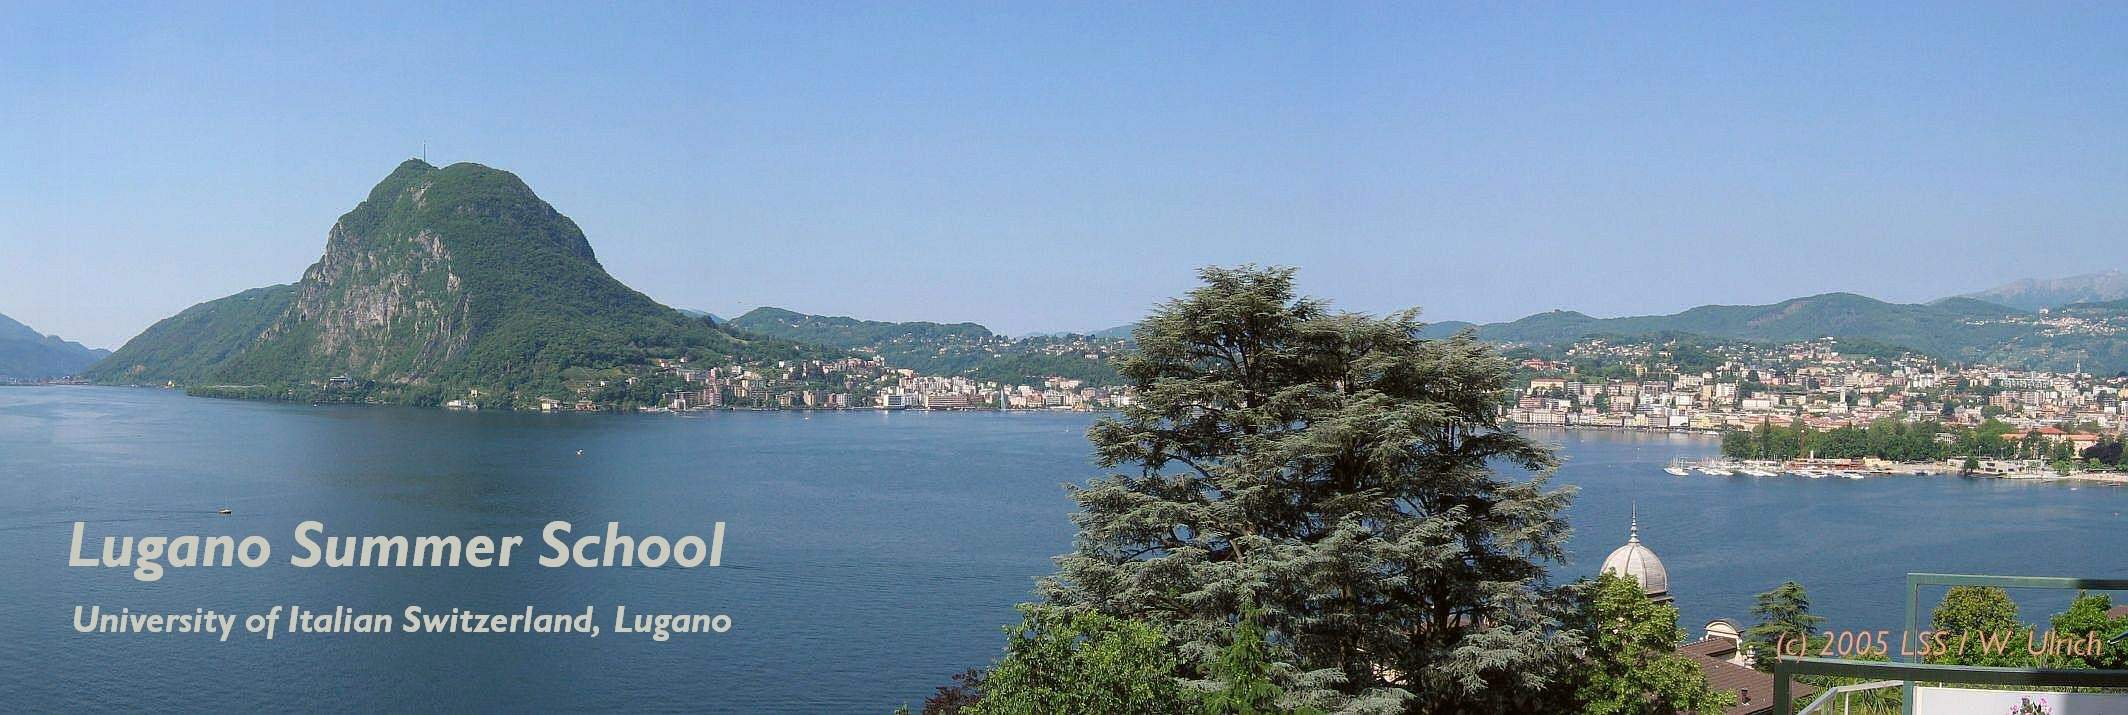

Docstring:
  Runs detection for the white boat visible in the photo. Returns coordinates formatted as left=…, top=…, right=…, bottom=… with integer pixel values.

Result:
left=1664, top=466, right=1690, bottom=477
left=1801, top=471, right=1824, bottom=479
left=1744, top=469, right=1778, bottom=477
left=1702, top=468, right=1734, bottom=476
left=1838, top=472, right=1864, bottom=480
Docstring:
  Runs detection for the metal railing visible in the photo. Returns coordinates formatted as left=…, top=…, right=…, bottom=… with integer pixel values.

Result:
left=1795, top=679, right=1900, bottom=715
left=1775, top=657, right=2128, bottom=713
left=1771, top=573, right=2128, bottom=714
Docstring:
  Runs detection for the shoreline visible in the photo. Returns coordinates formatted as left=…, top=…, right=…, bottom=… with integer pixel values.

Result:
left=1518, top=424, right=2128, bottom=485
left=11, top=384, right=1117, bottom=415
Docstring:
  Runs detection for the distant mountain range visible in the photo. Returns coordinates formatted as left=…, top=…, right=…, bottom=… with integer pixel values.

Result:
left=70, top=182, right=2128, bottom=399
left=726, top=307, right=1126, bottom=385
left=86, top=159, right=813, bottom=406
left=0, top=312, right=107, bottom=381
left=1412, top=291, right=2128, bottom=375
left=728, top=307, right=992, bottom=347
left=713, top=276, right=2128, bottom=379
left=1961, top=270, right=2128, bottom=312
left=1417, top=292, right=2022, bottom=350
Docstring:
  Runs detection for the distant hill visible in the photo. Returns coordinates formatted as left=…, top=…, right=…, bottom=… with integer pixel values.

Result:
left=91, top=286, right=295, bottom=386
left=728, top=307, right=1124, bottom=385
left=1413, top=291, right=2128, bottom=373
left=86, top=159, right=814, bottom=406
left=1421, top=293, right=2024, bottom=353
left=0, top=313, right=107, bottom=380
left=1961, top=270, right=2128, bottom=311
left=1086, top=323, right=1137, bottom=340
left=728, top=307, right=991, bottom=347
left=676, top=308, right=724, bottom=324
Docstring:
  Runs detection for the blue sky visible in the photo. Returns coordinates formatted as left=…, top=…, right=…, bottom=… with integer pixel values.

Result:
left=3, top=3, right=2125, bottom=348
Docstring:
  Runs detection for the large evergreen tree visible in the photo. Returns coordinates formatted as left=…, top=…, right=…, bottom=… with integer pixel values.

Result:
left=1040, top=265, right=1580, bottom=713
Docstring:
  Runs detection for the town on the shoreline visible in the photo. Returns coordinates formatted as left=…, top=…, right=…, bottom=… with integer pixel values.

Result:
left=1502, top=336, right=2128, bottom=480
left=468, top=354, right=1136, bottom=414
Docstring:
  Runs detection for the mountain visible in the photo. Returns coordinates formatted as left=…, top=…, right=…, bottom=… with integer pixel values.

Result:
left=728, top=307, right=1125, bottom=385
left=0, top=313, right=107, bottom=381
left=1086, top=323, right=1137, bottom=340
left=1422, top=293, right=2027, bottom=355
left=86, top=159, right=810, bottom=406
left=728, top=307, right=991, bottom=347
left=1961, top=270, right=2128, bottom=311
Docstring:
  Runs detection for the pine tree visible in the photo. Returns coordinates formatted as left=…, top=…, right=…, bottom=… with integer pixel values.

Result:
left=1743, top=581, right=1826, bottom=672
left=1202, top=604, right=1309, bottom=715
left=1041, top=265, right=1580, bottom=713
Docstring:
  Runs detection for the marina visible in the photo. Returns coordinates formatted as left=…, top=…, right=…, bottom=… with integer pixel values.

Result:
left=1658, top=456, right=2128, bottom=484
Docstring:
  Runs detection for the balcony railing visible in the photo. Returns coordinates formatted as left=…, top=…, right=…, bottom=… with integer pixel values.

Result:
left=1772, top=573, right=2128, bottom=714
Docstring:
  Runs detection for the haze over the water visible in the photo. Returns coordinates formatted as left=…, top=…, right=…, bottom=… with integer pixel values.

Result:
left=3, top=4, right=2125, bottom=349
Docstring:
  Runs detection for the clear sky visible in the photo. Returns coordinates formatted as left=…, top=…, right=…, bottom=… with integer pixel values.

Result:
left=3, top=3, right=2125, bottom=349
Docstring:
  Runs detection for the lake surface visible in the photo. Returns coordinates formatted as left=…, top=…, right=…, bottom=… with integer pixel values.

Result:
left=2, top=387, right=2123, bottom=712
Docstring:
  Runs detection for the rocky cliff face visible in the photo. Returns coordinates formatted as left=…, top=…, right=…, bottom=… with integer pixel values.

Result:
left=258, top=168, right=474, bottom=382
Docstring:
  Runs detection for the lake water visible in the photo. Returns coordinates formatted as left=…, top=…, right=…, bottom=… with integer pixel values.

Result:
left=3, top=387, right=2124, bottom=712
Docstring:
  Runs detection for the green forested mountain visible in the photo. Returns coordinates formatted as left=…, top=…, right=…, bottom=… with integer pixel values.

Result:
left=728, top=306, right=1124, bottom=385
left=0, top=312, right=107, bottom=380
left=1425, top=292, right=2025, bottom=351
left=88, top=285, right=295, bottom=385
left=728, top=307, right=992, bottom=347
left=1417, top=291, right=2128, bottom=374
left=85, top=159, right=814, bottom=406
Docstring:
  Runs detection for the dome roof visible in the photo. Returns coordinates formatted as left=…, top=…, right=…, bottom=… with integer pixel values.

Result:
left=1600, top=516, right=1670, bottom=598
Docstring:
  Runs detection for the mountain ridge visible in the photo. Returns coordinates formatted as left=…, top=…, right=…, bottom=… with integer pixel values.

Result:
left=0, top=312, right=108, bottom=380
left=1961, top=270, right=2128, bottom=311
left=1418, top=291, right=2024, bottom=345
left=1410, top=290, right=2128, bottom=374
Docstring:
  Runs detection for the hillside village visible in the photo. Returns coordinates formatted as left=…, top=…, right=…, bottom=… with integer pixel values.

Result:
left=1504, top=336, right=2128, bottom=475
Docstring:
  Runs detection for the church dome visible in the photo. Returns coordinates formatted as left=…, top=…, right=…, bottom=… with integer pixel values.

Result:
left=1601, top=516, right=1670, bottom=601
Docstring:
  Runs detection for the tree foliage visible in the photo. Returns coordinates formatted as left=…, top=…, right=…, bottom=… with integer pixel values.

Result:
left=1929, top=586, right=2034, bottom=668
left=1742, top=581, right=1825, bottom=672
left=1041, top=265, right=1580, bottom=713
left=1202, top=605, right=1310, bottom=715
left=1564, top=573, right=1733, bottom=715
left=2048, top=592, right=2128, bottom=670
left=968, top=605, right=1197, bottom=715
